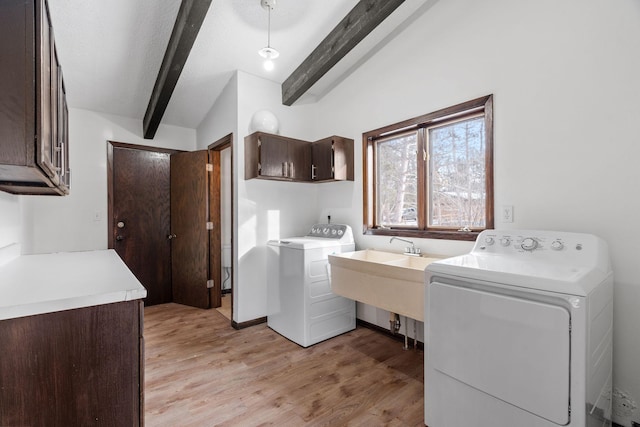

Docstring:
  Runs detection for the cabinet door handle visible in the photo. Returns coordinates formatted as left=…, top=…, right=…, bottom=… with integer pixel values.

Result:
left=290, top=162, right=294, bottom=178
left=282, top=162, right=287, bottom=177
left=60, top=142, right=65, bottom=177
left=311, top=165, right=316, bottom=180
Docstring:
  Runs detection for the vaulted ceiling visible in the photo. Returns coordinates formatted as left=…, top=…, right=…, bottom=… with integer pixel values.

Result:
left=47, top=0, right=436, bottom=131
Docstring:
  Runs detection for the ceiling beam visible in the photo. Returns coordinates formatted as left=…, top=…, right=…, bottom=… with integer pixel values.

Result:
left=143, top=0, right=212, bottom=139
left=281, top=0, right=405, bottom=106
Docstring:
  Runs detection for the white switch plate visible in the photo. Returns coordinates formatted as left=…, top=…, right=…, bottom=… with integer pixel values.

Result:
left=502, top=205, right=514, bottom=223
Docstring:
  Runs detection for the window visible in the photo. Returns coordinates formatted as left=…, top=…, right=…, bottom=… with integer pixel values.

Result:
left=363, top=95, right=493, bottom=241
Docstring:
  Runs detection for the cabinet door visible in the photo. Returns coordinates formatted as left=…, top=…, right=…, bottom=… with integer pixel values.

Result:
left=36, top=0, right=57, bottom=183
left=258, top=134, right=289, bottom=178
left=311, top=136, right=354, bottom=182
left=288, top=139, right=311, bottom=181
left=56, top=63, right=69, bottom=192
left=311, top=139, right=334, bottom=181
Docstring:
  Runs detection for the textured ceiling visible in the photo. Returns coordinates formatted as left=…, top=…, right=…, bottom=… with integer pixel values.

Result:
left=47, top=0, right=436, bottom=130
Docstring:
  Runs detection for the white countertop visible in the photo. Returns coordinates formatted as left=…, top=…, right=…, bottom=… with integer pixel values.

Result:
left=0, top=249, right=147, bottom=320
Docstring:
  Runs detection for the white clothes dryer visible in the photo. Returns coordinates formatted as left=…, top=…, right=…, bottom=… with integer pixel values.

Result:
left=267, top=224, right=355, bottom=347
left=424, top=230, right=613, bottom=427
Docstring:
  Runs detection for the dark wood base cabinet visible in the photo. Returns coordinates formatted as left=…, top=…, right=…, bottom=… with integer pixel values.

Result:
left=0, top=301, right=144, bottom=426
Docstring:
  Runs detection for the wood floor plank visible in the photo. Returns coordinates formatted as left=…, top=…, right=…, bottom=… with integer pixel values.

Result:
left=144, top=303, right=424, bottom=426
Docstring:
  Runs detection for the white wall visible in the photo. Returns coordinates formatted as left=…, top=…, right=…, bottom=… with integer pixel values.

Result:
left=197, top=71, right=325, bottom=323
left=0, top=192, right=20, bottom=250
left=234, top=71, right=319, bottom=322
left=20, top=108, right=196, bottom=254
left=312, top=0, right=640, bottom=424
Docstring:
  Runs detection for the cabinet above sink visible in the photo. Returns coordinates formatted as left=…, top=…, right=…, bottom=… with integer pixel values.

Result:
left=244, top=132, right=353, bottom=183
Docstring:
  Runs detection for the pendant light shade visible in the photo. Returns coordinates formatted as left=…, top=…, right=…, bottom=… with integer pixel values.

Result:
left=259, top=0, right=279, bottom=71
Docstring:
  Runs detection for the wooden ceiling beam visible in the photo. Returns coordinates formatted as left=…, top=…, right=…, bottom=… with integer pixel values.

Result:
left=143, top=0, right=212, bottom=139
left=281, top=0, right=405, bottom=106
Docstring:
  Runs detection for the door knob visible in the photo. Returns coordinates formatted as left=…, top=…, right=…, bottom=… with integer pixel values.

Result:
left=116, top=235, right=124, bottom=241
left=168, top=234, right=177, bottom=240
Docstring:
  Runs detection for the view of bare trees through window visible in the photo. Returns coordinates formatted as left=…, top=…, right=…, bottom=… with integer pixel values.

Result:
left=376, top=133, right=418, bottom=226
left=374, top=116, right=486, bottom=229
left=429, top=116, right=486, bottom=228
left=364, top=95, right=492, bottom=238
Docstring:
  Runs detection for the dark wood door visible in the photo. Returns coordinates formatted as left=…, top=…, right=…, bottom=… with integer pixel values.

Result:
left=171, top=150, right=211, bottom=309
left=109, top=143, right=173, bottom=306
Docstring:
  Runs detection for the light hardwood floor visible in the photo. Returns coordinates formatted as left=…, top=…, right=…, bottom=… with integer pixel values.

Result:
left=144, top=303, right=425, bottom=426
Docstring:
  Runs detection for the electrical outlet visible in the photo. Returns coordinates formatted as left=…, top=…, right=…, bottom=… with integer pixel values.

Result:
left=501, top=205, right=513, bottom=223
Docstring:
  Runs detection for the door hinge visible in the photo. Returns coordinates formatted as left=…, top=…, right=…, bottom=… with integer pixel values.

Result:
left=207, top=279, right=214, bottom=289
left=206, top=163, right=213, bottom=172
left=206, top=222, right=214, bottom=230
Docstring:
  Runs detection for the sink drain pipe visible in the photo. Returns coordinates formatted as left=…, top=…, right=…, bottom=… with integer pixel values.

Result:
left=389, top=312, right=401, bottom=334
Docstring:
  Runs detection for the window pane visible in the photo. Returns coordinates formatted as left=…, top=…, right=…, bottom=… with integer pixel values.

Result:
left=428, top=116, right=486, bottom=228
left=376, top=133, right=418, bottom=227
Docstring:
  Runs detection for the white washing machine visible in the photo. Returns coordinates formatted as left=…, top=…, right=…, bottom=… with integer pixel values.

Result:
left=424, top=230, right=613, bottom=427
left=267, top=223, right=355, bottom=347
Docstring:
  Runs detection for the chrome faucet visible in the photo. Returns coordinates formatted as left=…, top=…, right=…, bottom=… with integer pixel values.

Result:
left=389, top=237, right=421, bottom=256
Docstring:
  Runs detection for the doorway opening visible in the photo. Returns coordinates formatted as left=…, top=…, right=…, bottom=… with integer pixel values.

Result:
left=208, top=134, right=234, bottom=323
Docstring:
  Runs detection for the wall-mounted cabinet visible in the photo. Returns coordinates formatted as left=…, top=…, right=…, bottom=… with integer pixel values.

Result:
left=245, top=132, right=311, bottom=181
left=245, top=132, right=353, bottom=183
left=0, top=0, right=70, bottom=196
left=311, top=136, right=354, bottom=182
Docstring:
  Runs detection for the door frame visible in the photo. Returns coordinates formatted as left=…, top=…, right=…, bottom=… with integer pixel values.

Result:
left=208, top=134, right=234, bottom=322
left=106, top=141, right=183, bottom=249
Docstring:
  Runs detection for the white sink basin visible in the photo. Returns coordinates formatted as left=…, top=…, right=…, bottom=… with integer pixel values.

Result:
left=328, top=249, right=443, bottom=321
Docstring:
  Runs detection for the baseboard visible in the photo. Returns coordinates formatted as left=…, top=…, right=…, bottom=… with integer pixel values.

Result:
left=356, top=318, right=424, bottom=350
left=232, top=316, right=267, bottom=330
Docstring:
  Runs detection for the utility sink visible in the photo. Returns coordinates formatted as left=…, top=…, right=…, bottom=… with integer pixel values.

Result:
left=328, top=249, right=443, bottom=322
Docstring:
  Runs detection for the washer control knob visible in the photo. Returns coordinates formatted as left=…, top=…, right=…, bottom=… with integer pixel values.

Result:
left=521, top=237, right=538, bottom=251
left=484, top=237, right=495, bottom=245
left=499, top=237, right=511, bottom=247
left=551, top=240, right=564, bottom=251
left=337, top=229, right=344, bottom=235
left=322, top=228, right=329, bottom=235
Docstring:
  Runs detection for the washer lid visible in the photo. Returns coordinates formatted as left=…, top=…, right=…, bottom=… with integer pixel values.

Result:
left=426, top=253, right=609, bottom=296
left=268, top=237, right=351, bottom=250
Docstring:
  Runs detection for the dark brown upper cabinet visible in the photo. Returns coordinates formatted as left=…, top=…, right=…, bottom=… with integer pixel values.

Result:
left=0, top=0, right=70, bottom=196
left=311, top=136, right=354, bottom=182
left=245, top=132, right=311, bottom=181
left=245, top=132, right=353, bottom=183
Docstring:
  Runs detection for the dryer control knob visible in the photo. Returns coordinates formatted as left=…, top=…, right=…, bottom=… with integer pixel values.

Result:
left=499, top=237, right=511, bottom=247
left=521, top=237, right=538, bottom=251
left=484, top=237, right=495, bottom=245
left=551, top=240, right=564, bottom=251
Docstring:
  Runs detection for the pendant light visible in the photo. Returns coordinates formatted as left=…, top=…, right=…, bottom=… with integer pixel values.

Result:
left=258, top=0, right=279, bottom=71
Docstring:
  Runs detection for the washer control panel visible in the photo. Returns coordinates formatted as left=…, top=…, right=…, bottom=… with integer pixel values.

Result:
left=307, top=224, right=351, bottom=240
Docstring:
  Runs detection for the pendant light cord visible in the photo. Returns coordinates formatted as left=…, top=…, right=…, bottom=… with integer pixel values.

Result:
left=267, top=6, right=272, bottom=48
